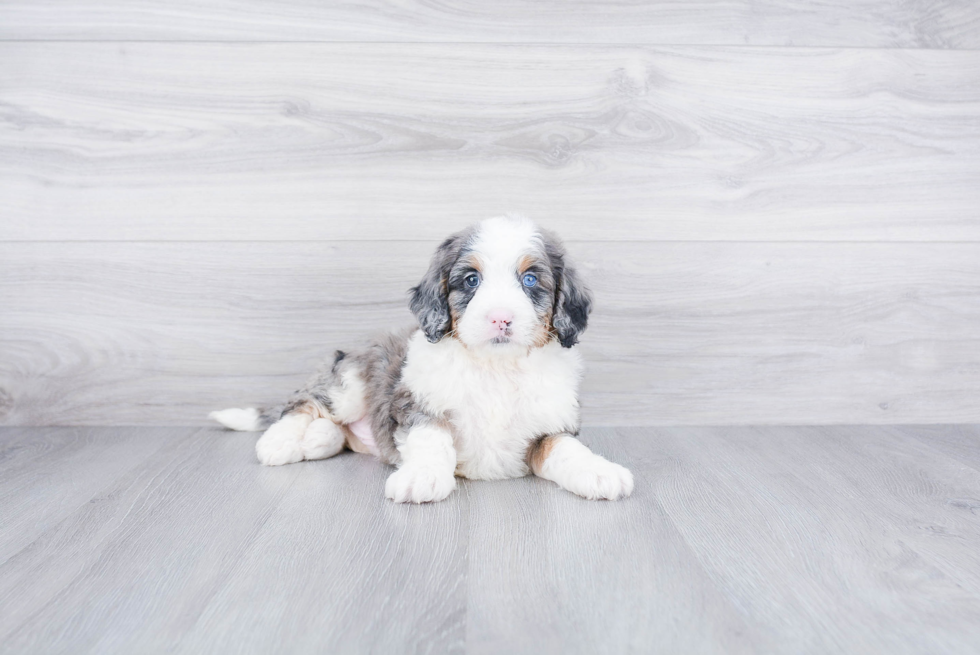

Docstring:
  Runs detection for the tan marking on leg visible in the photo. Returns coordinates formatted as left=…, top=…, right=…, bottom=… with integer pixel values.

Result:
left=292, top=401, right=328, bottom=420
left=528, top=435, right=561, bottom=475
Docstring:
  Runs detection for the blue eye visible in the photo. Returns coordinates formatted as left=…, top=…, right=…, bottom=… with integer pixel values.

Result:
left=464, top=273, right=480, bottom=288
left=522, top=273, right=538, bottom=287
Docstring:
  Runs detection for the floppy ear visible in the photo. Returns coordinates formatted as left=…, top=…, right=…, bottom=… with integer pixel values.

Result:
left=542, top=230, right=593, bottom=348
left=409, top=232, right=467, bottom=343
left=553, top=262, right=593, bottom=348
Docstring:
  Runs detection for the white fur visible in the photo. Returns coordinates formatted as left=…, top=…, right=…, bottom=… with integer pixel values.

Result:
left=214, top=215, right=633, bottom=503
left=301, top=418, right=346, bottom=460
left=455, top=216, right=543, bottom=351
left=391, top=216, right=631, bottom=497
left=255, top=413, right=346, bottom=466
left=385, top=424, right=457, bottom=503
left=209, top=407, right=262, bottom=432
left=255, top=412, right=312, bottom=466
left=536, top=435, right=634, bottom=500
left=401, top=330, right=582, bottom=480
left=327, top=368, right=369, bottom=423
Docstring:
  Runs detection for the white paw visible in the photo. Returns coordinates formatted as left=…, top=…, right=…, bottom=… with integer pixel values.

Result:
left=562, top=458, right=634, bottom=501
left=302, top=418, right=345, bottom=460
left=255, top=414, right=310, bottom=466
left=385, top=465, right=456, bottom=504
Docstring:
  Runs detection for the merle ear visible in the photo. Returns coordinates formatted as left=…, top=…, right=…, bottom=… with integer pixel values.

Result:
left=409, top=232, right=467, bottom=343
left=543, top=231, right=593, bottom=348
left=553, top=262, right=593, bottom=348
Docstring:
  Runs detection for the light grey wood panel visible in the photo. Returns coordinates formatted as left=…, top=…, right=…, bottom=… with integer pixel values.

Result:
left=2, top=241, right=979, bottom=426
left=0, top=241, right=424, bottom=427
left=0, top=428, right=464, bottom=654
left=5, top=426, right=980, bottom=653
left=586, top=241, right=980, bottom=425
left=905, top=424, right=980, bottom=470
left=1, top=1, right=978, bottom=47
left=833, top=425, right=980, bottom=598
left=0, top=428, right=302, bottom=651
left=642, top=426, right=980, bottom=653
left=3, top=43, right=980, bottom=242
left=465, top=428, right=763, bottom=654
left=0, top=426, right=182, bottom=564
left=175, top=437, right=466, bottom=655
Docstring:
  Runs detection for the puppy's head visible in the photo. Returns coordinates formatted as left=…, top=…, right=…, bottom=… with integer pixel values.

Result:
left=409, top=215, right=592, bottom=352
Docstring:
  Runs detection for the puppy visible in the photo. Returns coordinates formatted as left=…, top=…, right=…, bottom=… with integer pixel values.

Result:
left=211, top=215, right=633, bottom=503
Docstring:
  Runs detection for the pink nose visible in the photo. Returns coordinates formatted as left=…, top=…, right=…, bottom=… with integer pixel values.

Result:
left=487, top=311, right=514, bottom=330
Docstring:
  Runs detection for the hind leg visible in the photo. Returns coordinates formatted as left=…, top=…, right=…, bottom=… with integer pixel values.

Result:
left=256, top=360, right=368, bottom=466
left=256, top=412, right=313, bottom=466
left=255, top=414, right=348, bottom=466
left=301, top=418, right=346, bottom=460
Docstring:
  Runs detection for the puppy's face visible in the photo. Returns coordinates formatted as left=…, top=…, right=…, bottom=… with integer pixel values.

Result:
left=410, top=216, right=592, bottom=352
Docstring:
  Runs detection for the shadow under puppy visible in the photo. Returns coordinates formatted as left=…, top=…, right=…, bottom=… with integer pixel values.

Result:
left=211, top=215, right=633, bottom=503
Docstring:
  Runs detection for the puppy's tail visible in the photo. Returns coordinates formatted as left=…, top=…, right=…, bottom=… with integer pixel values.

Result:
left=209, top=406, right=280, bottom=432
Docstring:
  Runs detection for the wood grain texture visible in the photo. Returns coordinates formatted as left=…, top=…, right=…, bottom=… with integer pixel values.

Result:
left=3, top=43, right=979, bottom=242
left=175, top=446, right=466, bottom=654
left=1, top=241, right=978, bottom=426
left=639, top=425, right=980, bottom=653
left=466, top=428, right=762, bottom=654
left=1, top=1, right=978, bottom=47
left=0, top=426, right=182, bottom=564
left=905, top=424, right=980, bottom=469
left=3, top=426, right=980, bottom=653
left=0, top=427, right=464, bottom=655
left=0, top=428, right=304, bottom=652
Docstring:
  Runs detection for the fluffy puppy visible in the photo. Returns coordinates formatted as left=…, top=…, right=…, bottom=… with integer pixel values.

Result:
left=211, top=215, right=633, bottom=503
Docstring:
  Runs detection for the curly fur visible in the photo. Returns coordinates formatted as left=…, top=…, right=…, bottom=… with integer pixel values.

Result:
left=211, top=215, right=632, bottom=503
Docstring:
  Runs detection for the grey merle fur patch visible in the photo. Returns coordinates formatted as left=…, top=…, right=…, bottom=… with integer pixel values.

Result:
left=541, top=229, right=593, bottom=348
left=409, top=227, right=475, bottom=343
left=259, top=219, right=592, bottom=463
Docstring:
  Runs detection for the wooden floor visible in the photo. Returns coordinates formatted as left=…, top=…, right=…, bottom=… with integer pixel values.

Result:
left=2, top=425, right=979, bottom=654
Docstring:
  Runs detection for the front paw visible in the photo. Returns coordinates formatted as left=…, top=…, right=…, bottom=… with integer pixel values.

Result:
left=562, top=458, right=634, bottom=501
left=385, top=465, right=457, bottom=504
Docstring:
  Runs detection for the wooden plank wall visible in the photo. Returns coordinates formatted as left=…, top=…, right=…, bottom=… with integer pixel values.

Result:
left=2, top=2, right=979, bottom=426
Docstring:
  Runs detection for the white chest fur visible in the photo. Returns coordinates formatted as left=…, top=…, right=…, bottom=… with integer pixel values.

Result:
left=400, top=330, right=584, bottom=480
